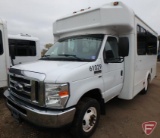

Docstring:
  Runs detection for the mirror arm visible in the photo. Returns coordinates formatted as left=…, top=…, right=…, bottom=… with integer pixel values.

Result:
left=104, top=57, right=124, bottom=63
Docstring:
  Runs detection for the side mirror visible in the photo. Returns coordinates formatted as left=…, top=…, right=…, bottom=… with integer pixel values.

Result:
left=118, top=37, right=129, bottom=57
left=9, top=45, right=15, bottom=59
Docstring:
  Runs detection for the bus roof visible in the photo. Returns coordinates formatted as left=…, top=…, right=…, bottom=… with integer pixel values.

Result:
left=53, top=1, right=157, bottom=36
left=8, top=34, right=39, bottom=41
left=53, top=1, right=135, bottom=35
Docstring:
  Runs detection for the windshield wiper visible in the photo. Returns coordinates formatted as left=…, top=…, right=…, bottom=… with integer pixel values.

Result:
left=58, top=54, right=83, bottom=61
left=42, top=55, right=51, bottom=57
left=40, top=55, right=52, bottom=60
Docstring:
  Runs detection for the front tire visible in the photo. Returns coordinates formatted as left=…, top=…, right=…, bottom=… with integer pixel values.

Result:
left=71, top=97, right=100, bottom=138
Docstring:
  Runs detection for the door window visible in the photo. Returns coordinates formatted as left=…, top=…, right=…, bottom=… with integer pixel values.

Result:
left=0, top=31, right=3, bottom=55
left=104, top=37, right=119, bottom=62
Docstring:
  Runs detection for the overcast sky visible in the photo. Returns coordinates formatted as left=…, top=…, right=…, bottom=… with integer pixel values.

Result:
left=0, top=0, right=160, bottom=49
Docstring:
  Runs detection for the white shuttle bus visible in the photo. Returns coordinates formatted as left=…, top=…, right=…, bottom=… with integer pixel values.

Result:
left=4, top=2, right=158, bottom=137
left=8, top=34, right=41, bottom=65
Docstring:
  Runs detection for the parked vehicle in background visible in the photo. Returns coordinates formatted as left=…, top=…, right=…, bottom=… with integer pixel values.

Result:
left=4, top=2, right=158, bottom=138
left=8, top=34, right=41, bottom=65
left=0, top=20, right=40, bottom=89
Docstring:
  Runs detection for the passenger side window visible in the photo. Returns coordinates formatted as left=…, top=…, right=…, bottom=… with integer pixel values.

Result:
left=104, top=37, right=119, bottom=62
left=0, top=30, right=3, bottom=55
left=146, top=32, right=157, bottom=55
left=137, top=25, right=157, bottom=55
left=137, top=25, right=147, bottom=55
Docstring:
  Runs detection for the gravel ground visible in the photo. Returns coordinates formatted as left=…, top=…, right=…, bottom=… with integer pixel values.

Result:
left=0, top=63, right=160, bottom=138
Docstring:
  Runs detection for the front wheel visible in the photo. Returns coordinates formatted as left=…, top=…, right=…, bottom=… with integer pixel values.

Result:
left=71, top=97, right=100, bottom=138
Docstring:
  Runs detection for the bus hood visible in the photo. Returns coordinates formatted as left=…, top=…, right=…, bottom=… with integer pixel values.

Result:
left=11, top=60, right=91, bottom=83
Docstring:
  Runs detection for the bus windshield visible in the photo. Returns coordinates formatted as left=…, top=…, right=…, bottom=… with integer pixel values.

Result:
left=41, top=34, right=104, bottom=62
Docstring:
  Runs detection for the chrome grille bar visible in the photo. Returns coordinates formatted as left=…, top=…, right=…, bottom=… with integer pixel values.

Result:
left=8, top=68, right=45, bottom=107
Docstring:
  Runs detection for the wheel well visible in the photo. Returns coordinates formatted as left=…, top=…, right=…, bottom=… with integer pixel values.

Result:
left=78, top=89, right=105, bottom=115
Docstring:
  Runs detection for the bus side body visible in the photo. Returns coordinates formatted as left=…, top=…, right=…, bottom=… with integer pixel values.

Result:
left=134, top=17, right=157, bottom=96
left=0, top=21, right=10, bottom=88
left=118, top=16, right=158, bottom=99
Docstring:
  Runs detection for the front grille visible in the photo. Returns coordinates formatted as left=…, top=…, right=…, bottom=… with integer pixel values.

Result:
left=10, top=88, right=31, bottom=100
left=9, top=74, right=42, bottom=105
left=10, top=75, right=30, bottom=84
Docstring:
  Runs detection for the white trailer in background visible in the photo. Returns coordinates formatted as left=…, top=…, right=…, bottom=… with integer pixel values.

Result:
left=0, top=19, right=10, bottom=88
left=8, top=34, right=41, bottom=65
left=4, top=2, right=158, bottom=138
left=0, top=20, right=41, bottom=88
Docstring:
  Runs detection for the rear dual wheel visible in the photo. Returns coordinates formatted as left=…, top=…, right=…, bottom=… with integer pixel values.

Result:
left=141, top=75, right=151, bottom=94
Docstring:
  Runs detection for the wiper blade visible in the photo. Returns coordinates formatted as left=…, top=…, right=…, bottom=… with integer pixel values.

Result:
left=58, top=54, right=83, bottom=61
left=40, top=55, right=52, bottom=59
left=42, top=55, right=51, bottom=57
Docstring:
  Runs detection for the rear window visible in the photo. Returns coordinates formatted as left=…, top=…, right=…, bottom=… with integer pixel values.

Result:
left=9, top=39, right=36, bottom=56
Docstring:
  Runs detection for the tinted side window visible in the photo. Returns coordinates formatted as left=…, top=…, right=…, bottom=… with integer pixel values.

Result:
left=146, top=32, right=157, bottom=55
left=137, top=25, right=147, bottom=55
left=137, top=25, right=157, bottom=55
left=0, top=31, right=3, bottom=55
left=9, top=39, right=36, bottom=56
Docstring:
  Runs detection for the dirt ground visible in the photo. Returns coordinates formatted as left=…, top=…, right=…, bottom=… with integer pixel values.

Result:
left=0, top=63, right=160, bottom=138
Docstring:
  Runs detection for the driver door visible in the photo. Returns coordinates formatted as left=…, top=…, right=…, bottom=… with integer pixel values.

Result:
left=102, top=36, right=124, bottom=102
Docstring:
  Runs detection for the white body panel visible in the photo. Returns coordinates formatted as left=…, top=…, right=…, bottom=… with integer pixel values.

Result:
left=0, top=19, right=10, bottom=88
left=133, top=17, right=157, bottom=97
left=118, top=17, right=157, bottom=99
left=8, top=34, right=41, bottom=65
left=53, top=2, right=134, bottom=36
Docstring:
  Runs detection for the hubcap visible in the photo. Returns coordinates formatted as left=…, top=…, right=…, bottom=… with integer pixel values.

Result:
left=82, top=107, right=97, bottom=132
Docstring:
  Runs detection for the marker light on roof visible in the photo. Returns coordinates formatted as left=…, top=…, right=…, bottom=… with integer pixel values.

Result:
left=73, top=7, right=91, bottom=14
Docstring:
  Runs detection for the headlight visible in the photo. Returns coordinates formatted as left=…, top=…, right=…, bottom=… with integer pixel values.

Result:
left=45, top=83, right=69, bottom=109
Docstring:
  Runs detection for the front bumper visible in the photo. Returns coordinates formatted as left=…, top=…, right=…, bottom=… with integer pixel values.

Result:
left=4, top=90, right=76, bottom=128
